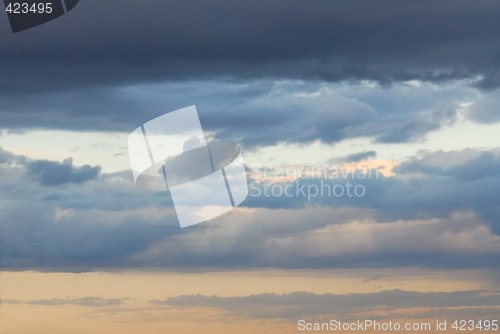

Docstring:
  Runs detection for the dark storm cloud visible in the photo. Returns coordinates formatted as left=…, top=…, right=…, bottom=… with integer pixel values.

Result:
left=1, top=0, right=498, bottom=147
left=27, top=158, right=101, bottom=186
left=1, top=0, right=500, bottom=95
left=153, top=290, right=500, bottom=320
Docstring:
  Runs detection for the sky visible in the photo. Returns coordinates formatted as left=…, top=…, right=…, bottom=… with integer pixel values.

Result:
left=1, top=1, right=500, bottom=333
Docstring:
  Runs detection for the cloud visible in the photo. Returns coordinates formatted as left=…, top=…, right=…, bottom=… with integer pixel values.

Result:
left=0, top=0, right=494, bottom=148
left=341, top=151, right=377, bottom=163
left=385, top=149, right=500, bottom=234
left=245, top=148, right=500, bottom=235
left=134, top=209, right=500, bottom=270
left=2, top=0, right=500, bottom=95
left=4, top=297, right=127, bottom=307
left=209, top=92, right=382, bottom=146
left=396, top=149, right=500, bottom=181
left=1, top=0, right=498, bottom=279
left=0, top=146, right=25, bottom=164
left=372, top=106, right=458, bottom=143
left=27, top=158, right=101, bottom=186
left=0, top=148, right=181, bottom=270
left=1, top=147, right=500, bottom=272
left=0, top=147, right=15, bottom=163
left=0, top=79, right=467, bottom=147
left=153, top=289, right=500, bottom=320
left=467, top=90, right=500, bottom=124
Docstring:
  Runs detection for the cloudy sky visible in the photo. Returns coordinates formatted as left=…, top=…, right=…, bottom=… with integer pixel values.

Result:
left=1, top=1, right=500, bottom=333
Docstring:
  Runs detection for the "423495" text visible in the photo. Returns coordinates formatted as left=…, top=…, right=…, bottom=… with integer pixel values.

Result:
left=5, top=2, right=53, bottom=14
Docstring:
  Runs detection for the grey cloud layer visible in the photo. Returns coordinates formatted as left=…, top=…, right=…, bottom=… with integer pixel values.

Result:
left=0, top=80, right=469, bottom=147
left=6, top=290, right=499, bottom=322
left=246, top=148, right=500, bottom=235
left=0, top=148, right=181, bottom=270
left=2, top=0, right=499, bottom=148
left=2, top=0, right=500, bottom=94
left=154, top=290, right=500, bottom=320
left=1, top=147, right=500, bottom=271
